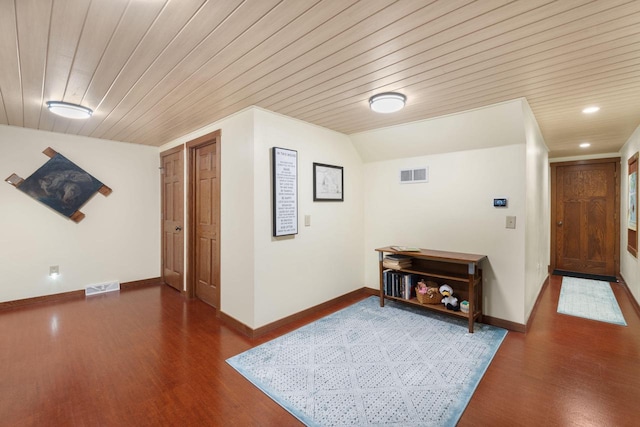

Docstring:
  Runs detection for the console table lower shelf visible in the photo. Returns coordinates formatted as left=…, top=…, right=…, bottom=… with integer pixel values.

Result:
left=376, top=246, right=487, bottom=333
left=382, top=294, right=483, bottom=328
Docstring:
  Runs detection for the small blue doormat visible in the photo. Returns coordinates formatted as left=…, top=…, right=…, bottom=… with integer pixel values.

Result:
left=557, top=277, right=626, bottom=326
left=227, top=296, right=507, bottom=426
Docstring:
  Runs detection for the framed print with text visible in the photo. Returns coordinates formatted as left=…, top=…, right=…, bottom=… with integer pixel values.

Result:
left=272, top=147, right=298, bottom=237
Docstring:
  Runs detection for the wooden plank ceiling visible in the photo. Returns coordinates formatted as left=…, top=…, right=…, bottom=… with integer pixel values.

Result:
left=1, top=0, right=639, bottom=158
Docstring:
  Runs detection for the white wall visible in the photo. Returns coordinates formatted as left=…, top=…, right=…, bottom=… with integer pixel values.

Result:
left=252, top=108, right=364, bottom=327
left=362, top=144, right=527, bottom=323
left=160, top=107, right=365, bottom=329
left=522, top=101, right=550, bottom=321
left=619, top=124, right=640, bottom=303
left=350, top=99, right=528, bottom=162
left=0, top=125, right=160, bottom=302
left=355, top=99, right=550, bottom=325
left=4, top=97, right=553, bottom=330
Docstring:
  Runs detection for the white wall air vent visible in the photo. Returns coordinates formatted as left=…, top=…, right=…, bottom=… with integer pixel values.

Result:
left=399, top=167, right=429, bottom=184
left=85, top=281, right=120, bottom=296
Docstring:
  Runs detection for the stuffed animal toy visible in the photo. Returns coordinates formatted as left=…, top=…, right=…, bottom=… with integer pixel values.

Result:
left=439, top=284, right=460, bottom=311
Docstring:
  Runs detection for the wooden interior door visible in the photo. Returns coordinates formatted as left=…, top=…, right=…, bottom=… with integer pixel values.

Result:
left=551, top=159, right=619, bottom=279
left=187, top=131, right=220, bottom=308
left=161, top=146, right=184, bottom=291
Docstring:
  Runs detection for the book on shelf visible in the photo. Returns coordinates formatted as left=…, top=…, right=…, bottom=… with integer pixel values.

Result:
left=402, top=274, right=415, bottom=300
left=391, top=246, right=420, bottom=252
left=382, top=261, right=412, bottom=270
left=382, top=256, right=411, bottom=270
left=383, top=269, right=392, bottom=295
left=382, top=271, right=417, bottom=300
left=383, top=270, right=394, bottom=297
left=384, top=254, right=412, bottom=261
left=383, top=254, right=412, bottom=270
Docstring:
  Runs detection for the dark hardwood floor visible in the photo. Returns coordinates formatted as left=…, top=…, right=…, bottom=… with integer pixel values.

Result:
left=1, top=275, right=638, bottom=426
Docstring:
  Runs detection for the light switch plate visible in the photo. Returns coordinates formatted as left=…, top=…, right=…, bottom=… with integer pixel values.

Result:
left=506, top=216, right=516, bottom=229
left=304, top=215, right=311, bottom=227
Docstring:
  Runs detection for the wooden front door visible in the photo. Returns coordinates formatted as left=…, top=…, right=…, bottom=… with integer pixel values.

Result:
left=187, top=131, right=221, bottom=308
left=551, top=159, right=620, bottom=278
left=160, top=146, right=184, bottom=291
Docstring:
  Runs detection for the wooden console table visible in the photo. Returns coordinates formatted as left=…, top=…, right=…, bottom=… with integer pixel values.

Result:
left=376, top=246, right=487, bottom=333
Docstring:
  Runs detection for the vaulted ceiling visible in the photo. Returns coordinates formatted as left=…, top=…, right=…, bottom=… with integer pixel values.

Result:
left=1, top=0, right=640, bottom=158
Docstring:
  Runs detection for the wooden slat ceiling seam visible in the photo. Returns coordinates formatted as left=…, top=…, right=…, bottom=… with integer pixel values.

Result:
left=2, top=0, right=640, bottom=157
left=90, top=0, right=281, bottom=141
left=74, top=0, right=241, bottom=138
left=38, top=0, right=90, bottom=132
left=108, top=0, right=361, bottom=143
left=281, top=8, right=640, bottom=131
left=63, top=0, right=170, bottom=137
left=143, top=0, right=634, bottom=142
left=188, top=0, right=467, bottom=123
left=284, top=2, right=640, bottom=125
left=268, top=0, right=578, bottom=115
left=0, top=0, right=22, bottom=127
left=106, top=0, right=400, bottom=143
left=129, top=2, right=544, bottom=145
left=75, top=0, right=212, bottom=138
left=0, top=88, right=9, bottom=125
left=274, top=24, right=640, bottom=119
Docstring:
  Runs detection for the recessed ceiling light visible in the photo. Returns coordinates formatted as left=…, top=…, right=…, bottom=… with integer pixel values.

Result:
left=579, top=142, right=591, bottom=148
left=582, top=106, right=600, bottom=114
left=46, top=101, right=93, bottom=119
left=369, top=92, right=406, bottom=113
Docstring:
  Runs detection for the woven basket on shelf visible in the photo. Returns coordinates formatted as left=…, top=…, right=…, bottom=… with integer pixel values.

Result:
left=415, top=282, right=442, bottom=304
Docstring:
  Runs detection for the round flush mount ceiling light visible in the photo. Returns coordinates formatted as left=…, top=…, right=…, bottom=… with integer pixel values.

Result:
left=46, top=101, right=93, bottom=119
left=582, top=106, right=600, bottom=114
left=579, top=142, right=591, bottom=148
left=369, top=92, right=406, bottom=113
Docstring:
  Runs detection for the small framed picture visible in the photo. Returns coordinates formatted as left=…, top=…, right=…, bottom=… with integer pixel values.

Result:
left=313, top=162, right=343, bottom=202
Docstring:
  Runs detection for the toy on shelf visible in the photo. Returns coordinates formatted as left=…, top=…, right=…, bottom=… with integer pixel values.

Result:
left=439, top=284, right=460, bottom=311
left=416, top=280, right=441, bottom=304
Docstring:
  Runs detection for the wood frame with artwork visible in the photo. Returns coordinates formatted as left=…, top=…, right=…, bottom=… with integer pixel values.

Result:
left=628, top=152, right=638, bottom=257
left=313, top=162, right=343, bottom=202
left=5, top=147, right=111, bottom=223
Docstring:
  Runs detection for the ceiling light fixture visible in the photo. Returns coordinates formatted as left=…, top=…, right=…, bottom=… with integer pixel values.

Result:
left=46, top=101, right=93, bottom=119
left=582, top=106, right=600, bottom=114
left=579, top=142, right=591, bottom=148
left=369, top=92, right=406, bottom=113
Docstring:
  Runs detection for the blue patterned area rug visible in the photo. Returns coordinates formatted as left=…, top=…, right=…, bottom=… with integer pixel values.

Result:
left=557, top=277, right=627, bottom=326
left=227, top=296, right=507, bottom=426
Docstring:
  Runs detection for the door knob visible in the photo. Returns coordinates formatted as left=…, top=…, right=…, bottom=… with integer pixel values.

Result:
left=557, top=221, right=563, bottom=226
left=175, top=226, right=182, bottom=231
